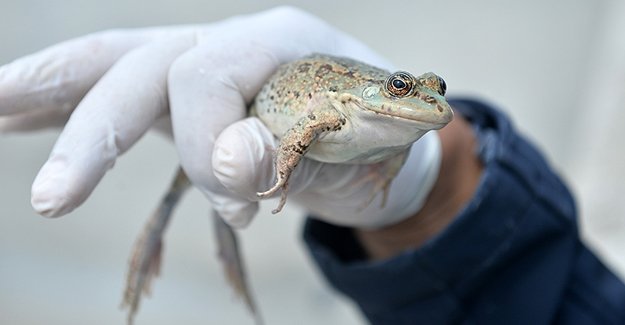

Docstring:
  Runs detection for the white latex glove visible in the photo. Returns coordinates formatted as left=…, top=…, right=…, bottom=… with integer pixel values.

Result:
left=0, top=6, right=441, bottom=229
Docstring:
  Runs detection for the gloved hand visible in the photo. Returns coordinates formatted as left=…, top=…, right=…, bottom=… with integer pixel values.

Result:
left=0, top=6, right=442, bottom=229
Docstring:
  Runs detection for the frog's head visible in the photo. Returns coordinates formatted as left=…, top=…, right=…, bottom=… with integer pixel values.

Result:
left=349, top=71, right=453, bottom=130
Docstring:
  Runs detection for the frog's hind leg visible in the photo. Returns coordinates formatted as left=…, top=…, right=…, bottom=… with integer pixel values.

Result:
left=257, top=100, right=346, bottom=214
left=213, top=211, right=263, bottom=324
left=121, top=167, right=190, bottom=325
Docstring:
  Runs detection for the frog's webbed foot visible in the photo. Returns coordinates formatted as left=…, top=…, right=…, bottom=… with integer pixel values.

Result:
left=355, top=151, right=409, bottom=210
left=121, top=168, right=190, bottom=325
left=256, top=101, right=346, bottom=214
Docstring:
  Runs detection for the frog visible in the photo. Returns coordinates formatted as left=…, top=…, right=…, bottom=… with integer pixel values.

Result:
left=121, top=54, right=453, bottom=325
left=253, top=54, right=452, bottom=212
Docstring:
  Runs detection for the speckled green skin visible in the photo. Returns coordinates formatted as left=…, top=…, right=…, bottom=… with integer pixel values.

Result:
left=254, top=55, right=388, bottom=122
left=253, top=54, right=453, bottom=213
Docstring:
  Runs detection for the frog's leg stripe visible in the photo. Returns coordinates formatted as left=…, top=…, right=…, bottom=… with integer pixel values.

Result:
left=257, top=102, right=346, bottom=214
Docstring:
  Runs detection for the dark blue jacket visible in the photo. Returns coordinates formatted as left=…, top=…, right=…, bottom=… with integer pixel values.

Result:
left=303, top=98, right=625, bottom=324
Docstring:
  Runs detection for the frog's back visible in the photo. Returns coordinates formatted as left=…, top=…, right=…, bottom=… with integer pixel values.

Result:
left=253, top=54, right=389, bottom=134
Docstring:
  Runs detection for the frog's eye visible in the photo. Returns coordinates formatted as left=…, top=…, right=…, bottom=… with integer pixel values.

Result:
left=419, top=73, right=447, bottom=97
left=385, top=72, right=415, bottom=97
left=437, top=76, right=447, bottom=96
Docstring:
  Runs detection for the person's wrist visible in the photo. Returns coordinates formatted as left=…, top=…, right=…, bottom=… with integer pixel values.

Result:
left=354, top=113, right=483, bottom=261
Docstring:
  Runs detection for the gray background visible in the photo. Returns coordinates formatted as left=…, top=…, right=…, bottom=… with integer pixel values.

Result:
left=1, top=1, right=624, bottom=324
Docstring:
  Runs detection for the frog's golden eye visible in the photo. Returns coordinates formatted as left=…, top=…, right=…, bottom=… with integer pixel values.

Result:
left=385, top=72, right=415, bottom=97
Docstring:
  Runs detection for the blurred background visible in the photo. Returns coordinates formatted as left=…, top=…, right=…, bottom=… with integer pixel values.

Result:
left=1, top=1, right=624, bottom=324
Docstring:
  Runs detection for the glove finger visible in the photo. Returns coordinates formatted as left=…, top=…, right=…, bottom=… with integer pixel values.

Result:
left=0, top=26, right=195, bottom=120
left=212, top=117, right=306, bottom=226
left=211, top=192, right=260, bottom=228
left=31, top=34, right=196, bottom=218
left=167, top=37, right=279, bottom=197
left=212, top=117, right=278, bottom=201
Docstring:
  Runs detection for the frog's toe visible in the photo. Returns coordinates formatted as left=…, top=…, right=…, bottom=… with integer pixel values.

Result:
left=256, top=182, right=282, bottom=199
left=257, top=176, right=284, bottom=196
left=257, top=178, right=290, bottom=214
left=271, top=190, right=288, bottom=214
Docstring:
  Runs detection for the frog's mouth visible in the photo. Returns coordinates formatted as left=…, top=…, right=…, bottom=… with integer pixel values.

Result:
left=364, top=104, right=453, bottom=129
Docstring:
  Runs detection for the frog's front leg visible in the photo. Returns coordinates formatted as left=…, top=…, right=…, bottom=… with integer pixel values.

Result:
left=257, top=99, right=346, bottom=214
left=356, top=150, right=409, bottom=209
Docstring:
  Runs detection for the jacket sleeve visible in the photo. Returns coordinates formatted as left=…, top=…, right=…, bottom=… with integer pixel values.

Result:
left=302, top=98, right=625, bottom=325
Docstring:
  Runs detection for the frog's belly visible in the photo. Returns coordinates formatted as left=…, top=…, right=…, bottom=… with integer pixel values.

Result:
left=306, top=141, right=409, bottom=164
